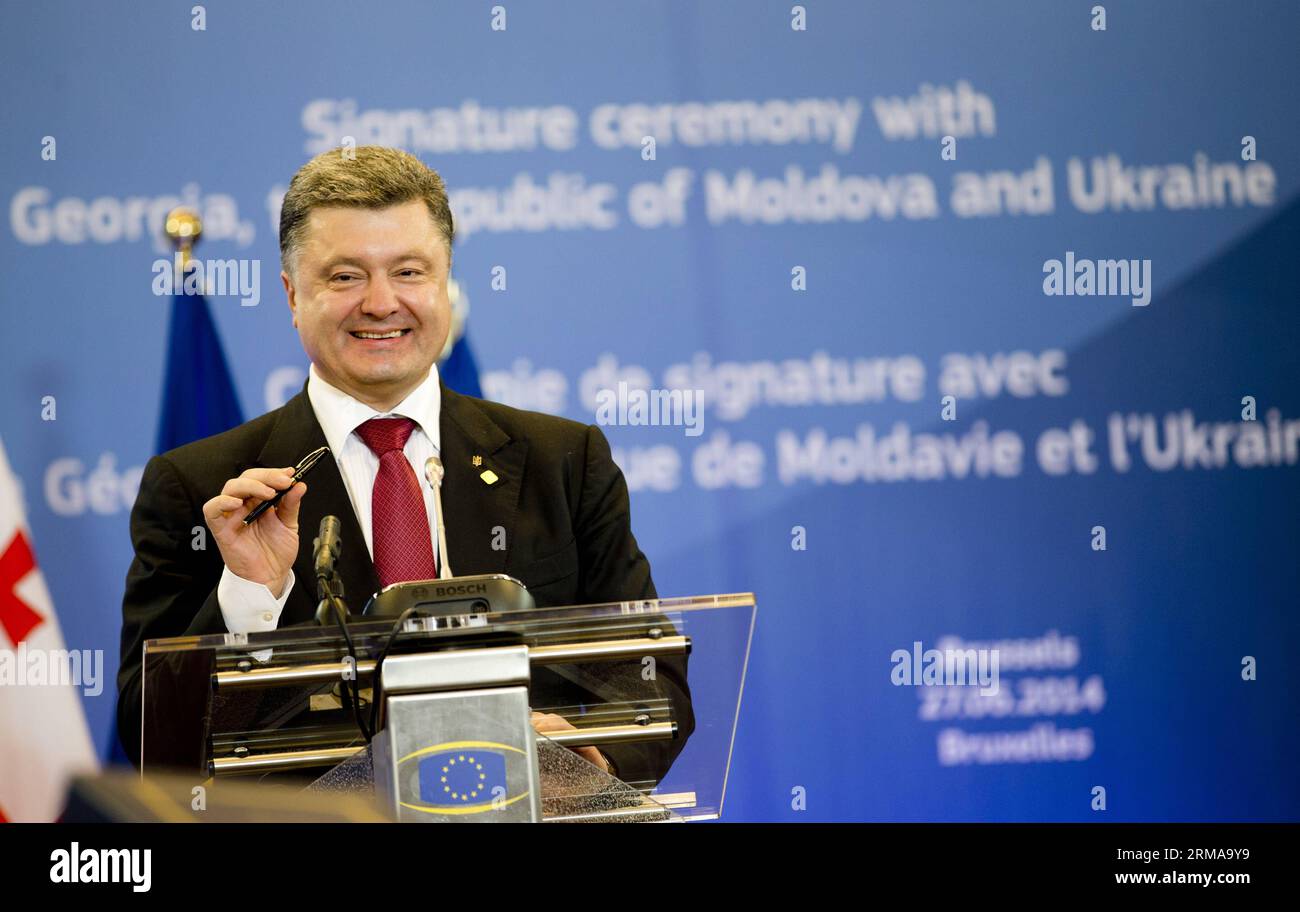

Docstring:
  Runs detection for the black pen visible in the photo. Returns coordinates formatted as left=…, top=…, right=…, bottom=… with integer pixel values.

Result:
left=242, top=446, right=330, bottom=525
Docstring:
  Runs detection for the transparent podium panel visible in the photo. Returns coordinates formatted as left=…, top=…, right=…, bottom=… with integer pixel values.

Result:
left=140, top=593, right=756, bottom=822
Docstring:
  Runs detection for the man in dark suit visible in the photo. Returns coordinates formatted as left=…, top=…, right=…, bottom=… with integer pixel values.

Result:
left=117, top=146, right=692, bottom=788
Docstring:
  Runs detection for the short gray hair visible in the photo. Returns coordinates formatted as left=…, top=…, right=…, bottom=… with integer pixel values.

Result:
left=279, top=145, right=454, bottom=275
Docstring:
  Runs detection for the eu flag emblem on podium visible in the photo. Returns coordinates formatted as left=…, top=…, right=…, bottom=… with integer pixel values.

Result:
left=418, top=749, right=507, bottom=809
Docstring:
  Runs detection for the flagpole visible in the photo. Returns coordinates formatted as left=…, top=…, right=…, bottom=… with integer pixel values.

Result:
left=163, top=206, right=202, bottom=287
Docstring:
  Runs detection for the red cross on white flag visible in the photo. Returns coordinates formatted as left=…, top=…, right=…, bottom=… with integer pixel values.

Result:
left=0, top=436, right=97, bottom=821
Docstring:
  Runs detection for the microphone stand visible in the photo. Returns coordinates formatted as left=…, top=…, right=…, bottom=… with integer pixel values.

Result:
left=313, top=517, right=372, bottom=743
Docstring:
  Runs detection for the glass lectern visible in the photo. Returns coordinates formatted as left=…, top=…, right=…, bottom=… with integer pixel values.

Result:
left=138, top=593, right=755, bottom=822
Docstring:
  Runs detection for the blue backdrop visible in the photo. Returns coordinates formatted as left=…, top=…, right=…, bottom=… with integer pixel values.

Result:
left=1, top=0, right=1297, bottom=821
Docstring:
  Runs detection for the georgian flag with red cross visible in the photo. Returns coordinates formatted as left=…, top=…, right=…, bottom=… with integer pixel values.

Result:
left=0, top=437, right=97, bottom=821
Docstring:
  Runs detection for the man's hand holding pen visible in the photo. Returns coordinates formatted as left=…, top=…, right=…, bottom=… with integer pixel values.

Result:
left=201, top=453, right=322, bottom=597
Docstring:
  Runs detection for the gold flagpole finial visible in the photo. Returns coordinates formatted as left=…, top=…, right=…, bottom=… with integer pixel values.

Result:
left=163, top=206, right=203, bottom=273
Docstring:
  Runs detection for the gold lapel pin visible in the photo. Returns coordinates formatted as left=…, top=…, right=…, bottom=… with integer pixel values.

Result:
left=472, top=455, right=482, bottom=466
left=480, top=469, right=499, bottom=485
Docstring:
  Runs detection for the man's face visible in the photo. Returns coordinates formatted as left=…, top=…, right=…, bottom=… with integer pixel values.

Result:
left=282, top=200, right=451, bottom=410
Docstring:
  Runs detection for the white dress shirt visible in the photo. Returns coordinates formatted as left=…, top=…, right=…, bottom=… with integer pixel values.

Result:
left=217, top=363, right=443, bottom=634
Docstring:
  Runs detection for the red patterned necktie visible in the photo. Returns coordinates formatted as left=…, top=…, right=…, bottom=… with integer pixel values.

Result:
left=354, top=417, right=438, bottom=587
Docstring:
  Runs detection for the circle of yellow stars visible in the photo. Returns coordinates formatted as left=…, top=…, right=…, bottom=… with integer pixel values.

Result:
left=441, top=754, right=488, bottom=801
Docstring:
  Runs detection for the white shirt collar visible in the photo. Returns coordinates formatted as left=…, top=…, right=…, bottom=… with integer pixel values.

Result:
left=307, top=362, right=442, bottom=456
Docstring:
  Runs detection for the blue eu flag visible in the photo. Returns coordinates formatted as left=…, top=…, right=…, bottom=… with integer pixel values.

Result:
left=440, top=275, right=483, bottom=398
left=418, top=749, right=508, bottom=808
left=155, top=290, right=244, bottom=453
left=108, top=288, right=243, bottom=765
left=440, top=332, right=483, bottom=398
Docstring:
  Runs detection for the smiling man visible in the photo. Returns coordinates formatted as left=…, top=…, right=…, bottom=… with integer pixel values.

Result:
left=117, top=146, right=692, bottom=788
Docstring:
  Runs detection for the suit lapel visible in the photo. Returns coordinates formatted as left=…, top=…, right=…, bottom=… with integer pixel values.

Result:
left=439, top=382, right=526, bottom=577
left=246, top=386, right=379, bottom=614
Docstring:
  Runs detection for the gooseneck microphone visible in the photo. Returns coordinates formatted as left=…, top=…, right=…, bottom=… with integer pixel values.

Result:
left=312, top=514, right=371, bottom=741
left=313, top=515, right=342, bottom=593
left=424, top=456, right=453, bottom=579
left=313, top=514, right=346, bottom=623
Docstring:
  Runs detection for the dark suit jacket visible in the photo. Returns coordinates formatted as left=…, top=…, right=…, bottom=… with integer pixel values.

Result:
left=117, top=380, right=693, bottom=785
